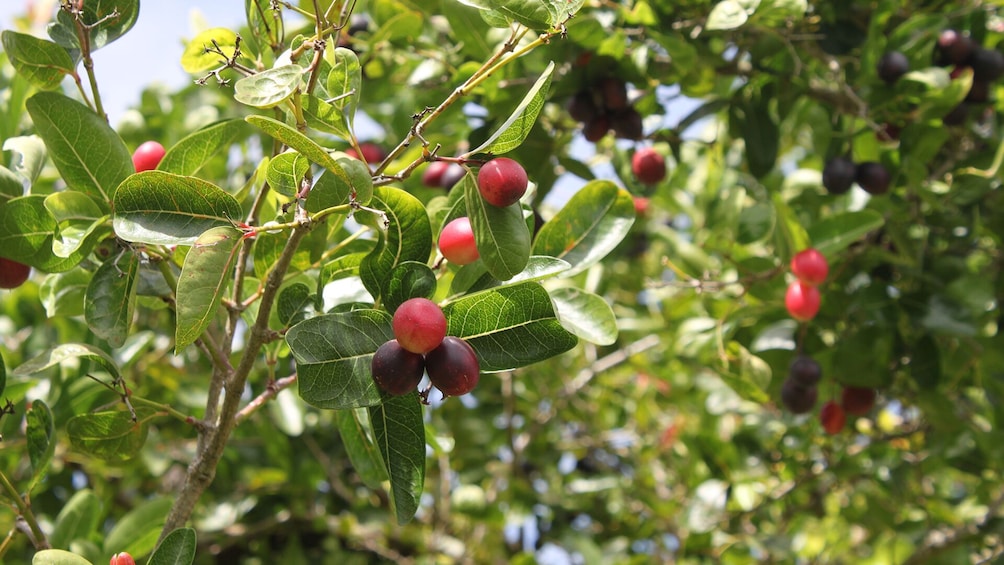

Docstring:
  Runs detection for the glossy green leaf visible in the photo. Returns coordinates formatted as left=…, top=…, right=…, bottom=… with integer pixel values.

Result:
left=305, top=156, right=373, bottom=211
left=112, top=171, right=243, bottom=246
left=234, top=64, right=304, bottom=109
left=175, top=226, right=243, bottom=352
left=158, top=119, right=249, bottom=176
left=462, top=174, right=530, bottom=280
left=43, top=191, right=109, bottom=259
left=443, top=282, right=578, bottom=372
left=84, top=253, right=139, bottom=348
left=335, top=408, right=389, bottom=490
left=548, top=287, right=618, bottom=346
left=303, top=94, right=352, bottom=139
left=180, top=28, right=239, bottom=73
left=31, top=550, right=93, bottom=565
left=40, top=269, right=92, bottom=317
left=49, top=490, right=102, bottom=551
left=483, top=0, right=553, bottom=30
left=46, top=0, right=139, bottom=60
left=358, top=187, right=433, bottom=300
left=807, top=210, right=885, bottom=257
left=26, top=399, right=55, bottom=492
left=287, top=309, right=393, bottom=409
left=4, top=135, right=47, bottom=188
left=449, top=255, right=570, bottom=297
left=66, top=409, right=151, bottom=462
left=26, top=92, right=133, bottom=209
left=148, top=527, right=198, bottom=565
left=532, top=180, right=635, bottom=277
left=326, top=47, right=362, bottom=131
left=14, top=343, right=120, bottom=380
left=0, top=166, right=22, bottom=201
left=266, top=151, right=310, bottom=199
left=0, top=195, right=86, bottom=271
left=444, top=1, right=493, bottom=59
left=104, top=497, right=174, bottom=558
left=470, top=61, right=554, bottom=155
left=277, top=282, right=313, bottom=327
left=1, top=31, right=73, bottom=90
left=384, top=261, right=437, bottom=312
left=320, top=252, right=367, bottom=288
left=369, top=393, right=426, bottom=525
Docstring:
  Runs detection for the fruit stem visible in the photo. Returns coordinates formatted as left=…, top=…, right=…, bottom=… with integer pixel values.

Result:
left=0, top=470, right=48, bottom=550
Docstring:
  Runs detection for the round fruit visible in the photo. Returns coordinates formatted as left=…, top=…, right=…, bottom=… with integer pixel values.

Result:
left=346, top=142, right=386, bottom=164
left=567, top=91, right=597, bottom=122
left=785, top=281, right=821, bottom=322
left=610, top=108, right=644, bottom=140
left=132, top=140, right=165, bottom=172
left=633, top=196, right=650, bottom=217
left=110, top=553, right=137, bottom=565
left=935, top=29, right=975, bottom=67
left=877, top=51, right=910, bottom=84
left=841, top=386, right=877, bottom=416
left=426, top=336, right=480, bottom=396
left=790, top=248, right=829, bottom=286
left=392, top=297, right=447, bottom=354
left=631, top=148, right=667, bottom=186
left=422, top=160, right=451, bottom=187
left=781, top=378, right=817, bottom=414
left=439, top=163, right=467, bottom=191
left=477, top=157, right=528, bottom=207
left=599, top=77, right=628, bottom=111
left=439, top=217, right=479, bottom=266
left=855, top=162, right=891, bottom=195
left=970, top=47, right=1004, bottom=82
left=788, top=355, right=822, bottom=387
left=371, top=340, right=426, bottom=396
left=820, top=400, right=846, bottom=434
left=583, top=115, right=610, bottom=142
left=0, top=257, right=31, bottom=289
left=822, top=157, right=856, bottom=194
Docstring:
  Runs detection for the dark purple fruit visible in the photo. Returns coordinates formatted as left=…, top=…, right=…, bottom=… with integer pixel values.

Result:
left=426, top=336, right=480, bottom=396
left=934, top=30, right=974, bottom=67
left=789, top=355, right=822, bottom=387
left=970, top=48, right=1004, bottom=82
left=439, top=163, right=467, bottom=191
left=781, top=378, right=818, bottom=414
left=855, top=161, right=891, bottom=195
left=822, top=156, right=856, bottom=195
left=371, top=340, right=425, bottom=396
left=966, top=78, right=991, bottom=103
left=583, top=115, right=610, bottom=142
left=567, top=91, right=597, bottom=122
left=610, top=108, right=644, bottom=140
left=877, top=51, right=909, bottom=84
left=599, top=77, right=628, bottom=111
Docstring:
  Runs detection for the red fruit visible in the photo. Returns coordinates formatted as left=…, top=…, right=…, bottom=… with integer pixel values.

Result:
left=371, top=340, right=426, bottom=396
left=422, top=160, right=451, bottom=187
left=841, top=386, right=877, bottom=416
left=820, top=400, right=846, bottom=434
left=785, top=281, right=821, bottom=322
left=347, top=142, right=386, bottom=164
left=790, top=248, right=829, bottom=286
left=439, top=217, right=479, bottom=266
left=633, top=197, right=650, bottom=217
left=0, top=257, right=31, bottom=289
left=426, top=336, right=480, bottom=396
left=132, top=140, right=165, bottom=172
left=631, top=148, right=667, bottom=186
left=392, top=297, right=447, bottom=354
left=477, top=157, right=528, bottom=207
left=781, top=378, right=817, bottom=414
left=110, top=553, right=137, bottom=565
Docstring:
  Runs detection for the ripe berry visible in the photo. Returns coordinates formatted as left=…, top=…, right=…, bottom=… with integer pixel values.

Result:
left=855, top=162, right=891, bottom=195
left=583, top=115, right=610, bottom=142
left=970, top=48, right=1004, bottom=82
left=822, top=157, right=856, bottom=195
left=426, top=336, right=480, bottom=396
left=439, top=163, right=467, bottom=191
left=785, top=281, right=821, bottom=322
left=841, top=386, right=877, bottom=416
left=392, top=297, right=447, bottom=354
left=633, top=196, right=650, bottom=217
left=781, top=378, right=817, bottom=414
left=0, top=257, right=31, bottom=289
left=877, top=51, right=910, bottom=84
left=439, top=217, right=479, bottom=266
left=631, top=148, right=667, bottom=186
left=422, top=160, right=451, bottom=187
left=599, top=77, right=628, bottom=111
left=610, top=108, right=644, bottom=140
left=132, top=140, right=165, bottom=172
left=790, top=248, right=829, bottom=286
left=788, top=355, right=822, bottom=387
left=935, top=29, right=975, bottom=67
left=820, top=400, right=846, bottom=434
left=110, top=553, right=137, bottom=565
left=567, top=91, right=597, bottom=122
left=477, top=157, right=528, bottom=207
left=346, top=142, right=386, bottom=164
left=371, top=340, right=425, bottom=396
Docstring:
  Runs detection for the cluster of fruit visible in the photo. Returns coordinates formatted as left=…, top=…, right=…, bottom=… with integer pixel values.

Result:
left=935, top=29, right=1004, bottom=121
left=371, top=298, right=479, bottom=398
left=822, top=156, right=891, bottom=196
left=784, top=248, right=827, bottom=322
left=567, top=76, right=644, bottom=142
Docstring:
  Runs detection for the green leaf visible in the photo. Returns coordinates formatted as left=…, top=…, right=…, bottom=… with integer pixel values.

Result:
left=806, top=210, right=884, bottom=257
left=234, top=64, right=305, bottom=109
left=717, top=342, right=770, bottom=403
left=443, top=282, right=578, bottom=371
left=148, top=527, right=198, bottom=565
left=84, top=253, right=139, bottom=348
left=26, top=399, right=55, bottom=492
left=732, top=93, right=778, bottom=178
left=0, top=166, right=23, bottom=201
left=245, top=0, right=283, bottom=53
left=1, top=31, right=74, bottom=90
left=462, top=174, right=530, bottom=280
left=175, top=227, right=243, bottom=352
left=31, top=549, right=93, bottom=565
left=326, top=47, right=362, bottom=131
left=532, top=180, right=635, bottom=277
left=320, top=252, right=367, bottom=288
left=444, top=1, right=493, bottom=59
left=771, top=193, right=809, bottom=260
left=737, top=202, right=774, bottom=244
left=26, top=92, right=133, bottom=209
left=49, top=490, right=102, bottom=551
left=180, top=28, right=239, bottom=73
left=449, top=255, right=570, bottom=297
left=706, top=0, right=751, bottom=30
left=43, top=191, right=109, bottom=259
left=66, top=409, right=151, bottom=462
left=369, top=393, right=426, bottom=525
left=0, top=195, right=85, bottom=271
left=305, top=156, right=373, bottom=211
left=335, top=408, right=389, bottom=490
left=40, top=269, right=91, bottom=317
left=287, top=309, right=393, bottom=409
left=15, top=343, right=120, bottom=380
left=104, top=497, right=174, bottom=558
left=548, top=287, right=618, bottom=346
left=266, top=151, right=310, bottom=199
left=158, top=119, right=249, bottom=176
left=46, top=0, right=139, bottom=60
left=384, top=261, right=437, bottom=313
left=277, top=283, right=313, bottom=327
left=470, top=61, right=554, bottom=155
left=112, top=171, right=243, bottom=246
left=359, top=187, right=433, bottom=300
left=484, top=0, right=554, bottom=30
left=303, top=95, right=352, bottom=139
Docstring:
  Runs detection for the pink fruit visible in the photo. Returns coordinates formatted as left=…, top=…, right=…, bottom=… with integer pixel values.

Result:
left=132, top=141, right=165, bottom=172
left=439, top=217, right=479, bottom=266
left=477, top=157, right=528, bottom=207
left=790, top=248, right=829, bottom=286
left=392, top=297, right=447, bottom=354
left=785, top=281, right=821, bottom=322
